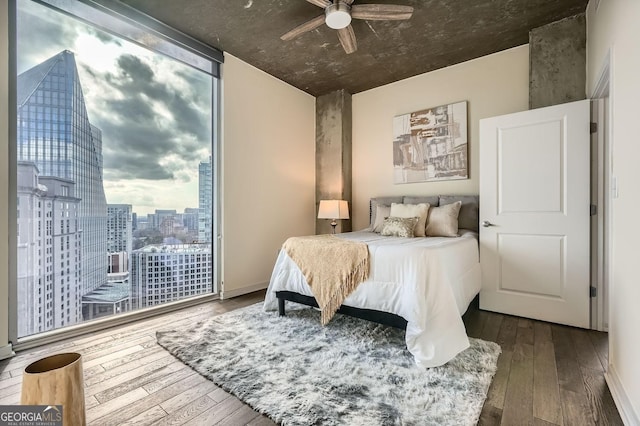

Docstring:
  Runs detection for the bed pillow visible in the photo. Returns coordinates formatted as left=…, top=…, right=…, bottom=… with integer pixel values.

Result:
left=380, top=217, right=418, bottom=238
left=403, top=195, right=439, bottom=207
left=439, top=195, right=479, bottom=232
left=370, top=196, right=403, bottom=227
left=426, top=201, right=462, bottom=237
left=371, top=204, right=391, bottom=233
left=390, top=203, right=430, bottom=237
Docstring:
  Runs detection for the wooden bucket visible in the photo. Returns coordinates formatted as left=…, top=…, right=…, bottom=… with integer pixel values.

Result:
left=21, top=352, right=86, bottom=426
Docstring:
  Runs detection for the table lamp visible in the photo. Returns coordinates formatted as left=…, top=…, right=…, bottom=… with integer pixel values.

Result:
left=318, top=200, right=349, bottom=234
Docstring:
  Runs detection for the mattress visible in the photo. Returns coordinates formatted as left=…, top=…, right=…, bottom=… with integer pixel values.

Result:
left=264, top=230, right=481, bottom=368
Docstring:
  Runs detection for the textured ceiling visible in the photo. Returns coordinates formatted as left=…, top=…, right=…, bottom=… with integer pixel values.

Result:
left=121, top=0, right=588, bottom=96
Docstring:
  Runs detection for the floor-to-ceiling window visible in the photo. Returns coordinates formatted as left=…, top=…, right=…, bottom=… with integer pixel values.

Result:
left=11, top=0, right=221, bottom=340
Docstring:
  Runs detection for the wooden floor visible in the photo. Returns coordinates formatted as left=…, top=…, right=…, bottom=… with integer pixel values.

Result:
left=0, top=291, right=623, bottom=426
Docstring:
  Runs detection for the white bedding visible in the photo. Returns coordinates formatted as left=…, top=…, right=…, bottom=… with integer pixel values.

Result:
left=263, top=230, right=481, bottom=368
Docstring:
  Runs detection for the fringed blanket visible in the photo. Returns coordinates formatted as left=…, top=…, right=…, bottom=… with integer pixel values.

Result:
left=282, top=235, right=370, bottom=325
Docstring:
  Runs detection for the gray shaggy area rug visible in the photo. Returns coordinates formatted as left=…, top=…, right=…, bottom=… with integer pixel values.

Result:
left=156, top=303, right=501, bottom=426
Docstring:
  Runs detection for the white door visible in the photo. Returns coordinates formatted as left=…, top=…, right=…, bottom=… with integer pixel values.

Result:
left=479, top=100, right=590, bottom=328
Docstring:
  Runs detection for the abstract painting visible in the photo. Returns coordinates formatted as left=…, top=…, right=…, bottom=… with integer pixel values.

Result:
left=393, top=101, right=468, bottom=184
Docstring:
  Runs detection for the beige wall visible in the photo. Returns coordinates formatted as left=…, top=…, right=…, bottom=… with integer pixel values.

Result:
left=0, top=2, right=11, bottom=359
left=351, top=46, right=530, bottom=230
left=586, top=0, right=640, bottom=422
left=221, top=54, right=315, bottom=297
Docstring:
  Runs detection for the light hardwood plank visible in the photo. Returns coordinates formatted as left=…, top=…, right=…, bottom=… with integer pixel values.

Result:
left=182, top=396, right=246, bottom=426
left=551, top=325, right=585, bottom=394
left=207, top=387, right=232, bottom=403
left=580, top=367, right=624, bottom=426
left=534, top=418, right=557, bottom=426
left=559, top=388, right=594, bottom=426
left=85, top=354, right=175, bottom=396
left=516, top=318, right=534, bottom=346
left=0, top=383, right=21, bottom=399
left=533, top=323, right=563, bottom=425
left=91, top=374, right=206, bottom=426
left=86, top=387, right=148, bottom=423
left=159, top=379, right=218, bottom=413
left=121, top=405, right=168, bottom=426
left=218, top=402, right=261, bottom=426
left=588, top=330, right=608, bottom=370
left=0, top=391, right=20, bottom=405
left=155, top=395, right=219, bottom=426
left=82, top=342, right=149, bottom=368
left=496, top=315, right=519, bottom=352
left=85, top=395, right=100, bottom=410
left=478, top=403, right=502, bottom=425
left=247, top=414, right=278, bottom=426
left=501, top=342, right=534, bottom=426
left=93, top=361, right=184, bottom=404
left=486, top=350, right=513, bottom=410
left=570, top=329, right=603, bottom=372
left=141, top=365, right=196, bottom=394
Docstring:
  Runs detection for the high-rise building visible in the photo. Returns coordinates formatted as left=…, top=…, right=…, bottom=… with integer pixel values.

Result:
left=107, top=204, right=132, bottom=256
left=17, top=162, right=82, bottom=337
left=130, top=244, right=212, bottom=309
left=182, top=208, right=199, bottom=234
left=198, top=157, right=212, bottom=243
left=147, top=209, right=177, bottom=231
left=17, top=50, right=108, bottom=304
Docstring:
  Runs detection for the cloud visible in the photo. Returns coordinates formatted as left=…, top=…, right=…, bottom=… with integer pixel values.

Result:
left=82, top=52, right=212, bottom=182
left=16, top=0, right=213, bottom=213
left=16, top=2, right=78, bottom=73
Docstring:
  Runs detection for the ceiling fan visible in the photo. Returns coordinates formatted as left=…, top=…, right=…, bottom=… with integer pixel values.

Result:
left=281, top=0, right=414, bottom=54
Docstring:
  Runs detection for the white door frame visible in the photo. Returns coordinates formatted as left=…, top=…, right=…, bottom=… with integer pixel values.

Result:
left=591, top=51, right=611, bottom=332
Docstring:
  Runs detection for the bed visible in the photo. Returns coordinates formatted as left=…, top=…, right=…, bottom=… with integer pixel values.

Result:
left=263, top=195, right=481, bottom=368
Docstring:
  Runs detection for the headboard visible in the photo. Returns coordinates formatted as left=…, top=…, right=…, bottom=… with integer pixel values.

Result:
left=370, top=195, right=480, bottom=232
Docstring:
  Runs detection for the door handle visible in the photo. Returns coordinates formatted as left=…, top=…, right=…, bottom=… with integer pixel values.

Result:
left=482, top=220, right=494, bottom=228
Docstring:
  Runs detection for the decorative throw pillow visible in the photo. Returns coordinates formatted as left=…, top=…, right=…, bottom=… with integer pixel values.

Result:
left=439, top=195, right=479, bottom=232
left=390, top=203, right=430, bottom=237
left=426, top=201, right=462, bottom=237
left=371, top=204, right=391, bottom=233
left=380, top=217, right=418, bottom=238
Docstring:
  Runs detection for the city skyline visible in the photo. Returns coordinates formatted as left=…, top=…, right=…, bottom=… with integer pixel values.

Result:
left=15, top=0, right=215, bottom=337
left=17, top=0, right=213, bottom=216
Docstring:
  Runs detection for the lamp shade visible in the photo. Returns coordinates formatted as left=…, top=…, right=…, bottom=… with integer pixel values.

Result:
left=318, top=200, right=349, bottom=220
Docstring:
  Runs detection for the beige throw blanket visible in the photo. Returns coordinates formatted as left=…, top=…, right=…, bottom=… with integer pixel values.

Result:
left=282, top=235, right=369, bottom=325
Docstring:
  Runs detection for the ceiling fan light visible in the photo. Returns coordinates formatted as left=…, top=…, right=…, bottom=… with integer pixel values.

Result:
left=325, top=2, right=352, bottom=29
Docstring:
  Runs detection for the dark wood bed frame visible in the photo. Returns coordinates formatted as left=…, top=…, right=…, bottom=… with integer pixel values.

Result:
left=276, top=290, right=408, bottom=330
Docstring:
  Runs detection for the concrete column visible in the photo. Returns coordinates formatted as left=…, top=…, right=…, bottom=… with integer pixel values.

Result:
left=316, top=90, right=352, bottom=235
left=529, top=13, right=586, bottom=109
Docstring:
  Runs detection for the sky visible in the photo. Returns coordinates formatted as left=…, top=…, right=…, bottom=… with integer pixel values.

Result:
left=16, top=0, right=213, bottom=216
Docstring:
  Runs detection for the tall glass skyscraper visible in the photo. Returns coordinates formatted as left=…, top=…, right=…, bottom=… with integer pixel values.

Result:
left=198, top=156, right=212, bottom=243
left=17, top=50, right=108, bottom=314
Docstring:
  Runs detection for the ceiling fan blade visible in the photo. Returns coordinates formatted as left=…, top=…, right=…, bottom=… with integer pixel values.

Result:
left=351, top=4, right=414, bottom=20
left=305, top=0, right=331, bottom=7
left=281, top=15, right=326, bottom=41
left=337, top=25, right=357, bottom=54
left=343, top=0, right=356, bottom=4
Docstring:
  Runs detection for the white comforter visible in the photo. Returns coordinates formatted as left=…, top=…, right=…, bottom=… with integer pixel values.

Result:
left=263, top=230, right=482, bottom=368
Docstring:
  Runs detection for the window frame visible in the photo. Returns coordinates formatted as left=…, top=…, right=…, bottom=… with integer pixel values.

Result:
left=8, top=0, right=222, bottom=349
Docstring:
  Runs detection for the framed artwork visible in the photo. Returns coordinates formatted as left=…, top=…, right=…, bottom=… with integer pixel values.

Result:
left=393, top=101, right=468, bottom=184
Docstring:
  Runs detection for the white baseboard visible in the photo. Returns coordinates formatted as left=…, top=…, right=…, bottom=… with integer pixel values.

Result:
left=606, top=363, right=640, bottom=426
left=0, top=342, right=14, bottom=361
left=221, top=281, right=268, bottom=300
